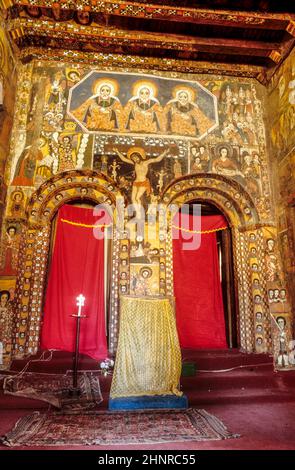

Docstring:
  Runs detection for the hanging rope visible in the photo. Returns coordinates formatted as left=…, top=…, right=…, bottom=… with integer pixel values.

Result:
left=171, top=224, right=228, bottom=234
left=61, top=218, right=112, bottom=229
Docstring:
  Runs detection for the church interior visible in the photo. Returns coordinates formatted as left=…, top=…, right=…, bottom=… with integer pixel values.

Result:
left=0, top=0, right=295, bottom=452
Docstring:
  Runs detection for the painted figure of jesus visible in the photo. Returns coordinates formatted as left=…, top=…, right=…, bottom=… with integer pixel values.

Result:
left=113, top=146, right=169, bottom=206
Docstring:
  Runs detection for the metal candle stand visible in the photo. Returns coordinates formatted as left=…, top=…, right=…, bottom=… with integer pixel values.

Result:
left=68, top=294, right=87, bottom=398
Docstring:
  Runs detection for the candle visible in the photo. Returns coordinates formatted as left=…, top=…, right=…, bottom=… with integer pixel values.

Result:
left=76, top=294, right=85, bottom=317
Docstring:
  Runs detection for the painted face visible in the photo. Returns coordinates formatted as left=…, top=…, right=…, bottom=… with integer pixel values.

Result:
left=178, top=91, right=189, bottom=106
left=0, top=294, right=9, bottom=306
left=131, top=153, right=141, bottom=163
left=220, top=148, right=228, bottom=158
left=8, top=227, right=16, bottom=237
left=277, top=318, right=285, bottom=329
left=77, top=11, right=90, bottom=25
left=100, top=85, right=111, bottom=100
left=69, top=72, right=79, bottom=82
left=280, top=290, right=286, bottom=299
left=139, top=87, right=151, bottom=103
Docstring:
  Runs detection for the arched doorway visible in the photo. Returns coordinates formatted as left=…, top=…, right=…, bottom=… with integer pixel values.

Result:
left=161, top=173, right=274, bottom=354
left=176, top=200, right=238, bottom=349
left=12, top=170, right=124, bottom=359
left=43, top=198, right=113, bottom=352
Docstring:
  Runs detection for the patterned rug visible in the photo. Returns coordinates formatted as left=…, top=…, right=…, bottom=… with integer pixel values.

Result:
left=3, top=371, right=102, bottom=411
left=1, top=408, right=239, bottom=447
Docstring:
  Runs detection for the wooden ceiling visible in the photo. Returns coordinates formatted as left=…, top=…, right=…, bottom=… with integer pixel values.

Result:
left=2, top=0, right=295, bottom=84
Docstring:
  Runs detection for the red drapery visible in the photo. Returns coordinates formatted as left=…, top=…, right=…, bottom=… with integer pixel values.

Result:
left=173, top=214, right=228, bottom=349
left=41, top=204, right=108, bottom=360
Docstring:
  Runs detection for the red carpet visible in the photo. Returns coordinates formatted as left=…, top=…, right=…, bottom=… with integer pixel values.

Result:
left=1, top=349, right=295, bottom=450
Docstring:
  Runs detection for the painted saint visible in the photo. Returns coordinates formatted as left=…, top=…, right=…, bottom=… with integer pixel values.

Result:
left=11, top=138, right=44, bottom=186
left=124, top=81, right=163, bottom=133
left=211, top=145, right=242, bottom=178
left=72, top=78, right=122, bottom=131
left=57, top=134, right=76, bottom=172
left=113, top=146, right=169, bottom=207
left=173, top=159, right=182, bottom=179
left=165, top=85, right=214, bottom=137
left=9, top=189, right=25, bottom=218
left=0, top=226, right=20, bottom=276
left=0, top=290, right=13, bottom=366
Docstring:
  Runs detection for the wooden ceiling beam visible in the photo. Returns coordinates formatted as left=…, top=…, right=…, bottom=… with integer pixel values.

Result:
left=8, top=18, right=283, bottom=62
left=6, top=1, right=294, bottom=30
left=16, top=44, right=265, bottom=80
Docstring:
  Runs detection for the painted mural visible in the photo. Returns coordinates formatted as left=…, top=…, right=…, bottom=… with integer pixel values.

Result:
left=0, top=59, right=289, bottom=368
left=0, top=21, right=17, bottom=368
left=0, top=22, right=16, bottom=222
left=68, top=71, right=218, bottom=139
left=268, top=46, right=295, bottom=361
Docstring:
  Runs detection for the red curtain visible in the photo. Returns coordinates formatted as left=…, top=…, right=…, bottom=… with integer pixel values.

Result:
left=41, top=204, right=108, bottom=360
left=173, top=214, right=228, bottom=349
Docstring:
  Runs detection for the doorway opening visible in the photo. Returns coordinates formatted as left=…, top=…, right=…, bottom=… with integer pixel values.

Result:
left=42, top=199, right=113, bottom=351
left=174, top=200, right=238, bottom=349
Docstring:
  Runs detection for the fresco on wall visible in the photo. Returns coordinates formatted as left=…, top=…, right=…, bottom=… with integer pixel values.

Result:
left=0, top=59, right=283, bottom=365
left=0, top=24, right=16, bottom=229
left=10, top=132, right=94, bottom=188
left=67, top=71, right=218, bottom=139
left=269, top=55, right=295, bottom=162
left=0, top=281, right=15, bottom=369
left=268, top=47, right=295, bottom=338
left=6, top=64, right=269, bottom=217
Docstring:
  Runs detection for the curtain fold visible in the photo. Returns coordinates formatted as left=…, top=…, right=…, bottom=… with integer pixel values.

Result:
left=41, top=204, right=108, bottom=360
left=173, top=214, right=228, bottom=349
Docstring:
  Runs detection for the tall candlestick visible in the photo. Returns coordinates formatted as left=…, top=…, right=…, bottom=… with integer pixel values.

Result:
left=69, top=294, right=87, bottom=397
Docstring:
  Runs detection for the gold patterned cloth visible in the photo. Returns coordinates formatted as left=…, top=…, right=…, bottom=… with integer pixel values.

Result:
left=110, top=296, right=182, bottom=398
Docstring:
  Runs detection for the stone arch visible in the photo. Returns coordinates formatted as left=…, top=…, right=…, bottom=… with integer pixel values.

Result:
left=160, top=173, right=272, bottom=353
left=13, top=170, right=125, bottom=358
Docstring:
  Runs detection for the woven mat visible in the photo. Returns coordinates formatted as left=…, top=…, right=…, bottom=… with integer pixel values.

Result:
left=3, top=371, right=102, bottom=411
left=1, top=408, right=239, bottom=447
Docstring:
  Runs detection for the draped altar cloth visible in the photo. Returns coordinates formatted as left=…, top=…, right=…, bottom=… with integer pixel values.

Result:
left=110, top=296, right=182, bottom=398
